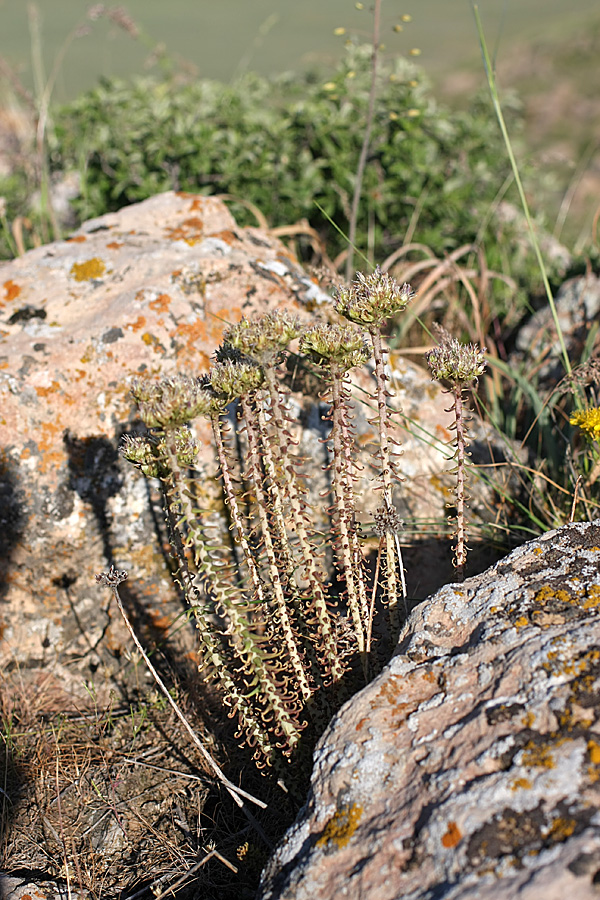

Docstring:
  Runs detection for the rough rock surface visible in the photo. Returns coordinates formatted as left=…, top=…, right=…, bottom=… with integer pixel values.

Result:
left=514, top=273, right=600, bottom=388
left=0, top=876, right=88, bottom=900
left=0, top=190, right=503, bottom=693
left=0, top=190, right=333, bottom=695
left=258, top=519, right=600, bottom=900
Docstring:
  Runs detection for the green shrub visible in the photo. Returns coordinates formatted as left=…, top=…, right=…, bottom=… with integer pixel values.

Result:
left=2, top=43, right=560, bottom=310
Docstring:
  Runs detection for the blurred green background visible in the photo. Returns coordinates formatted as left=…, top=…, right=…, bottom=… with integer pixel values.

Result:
left=1, top=0, right=599, bottom=100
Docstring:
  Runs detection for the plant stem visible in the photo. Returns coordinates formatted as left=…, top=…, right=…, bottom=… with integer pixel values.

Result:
left=453, top=385, right=468, bottom=580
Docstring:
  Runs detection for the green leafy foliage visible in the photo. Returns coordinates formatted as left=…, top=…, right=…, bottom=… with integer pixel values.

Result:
left=0, top=43, right=554, bottom=306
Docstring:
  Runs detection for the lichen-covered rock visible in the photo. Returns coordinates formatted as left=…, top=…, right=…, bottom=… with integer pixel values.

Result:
left=0, top=191, right=329, bottom=692
left=0, top=189, right=504, bottom=698
left=258, top=519, right=600, bottom=900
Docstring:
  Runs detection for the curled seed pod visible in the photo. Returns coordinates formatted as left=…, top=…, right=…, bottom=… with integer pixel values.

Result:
left=131, top=374, right=213, bottom=428
left=335, top=267, right=413, bottom=328
left=300, top=323, right=371, bottom=371
left=210, top=359, right=265, bottom=402
left=223, top=311, right=302, bottom=366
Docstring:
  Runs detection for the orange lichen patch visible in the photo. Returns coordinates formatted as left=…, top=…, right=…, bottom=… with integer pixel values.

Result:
left=588, top=739, right=600, bottom=764
left=164, top=217, right=204, bottom=246
left=356, top=716, right=368, bottom=732
left=422, top=670, right=438, bottom=684
left=149, top=293, right=172, bottom=313
left=441, top=821, right=462, bottom=848
left=533, top=547, right=542, bottom=555
left=35, top=381, right=62, bottom=398
left=147, top=609, right=172, bottom=635
left=511, top=777, right=532, bottom=791
left=435, top=423, right=452, bottom=442
left=590, top=547, right=600, bottom=552
left=3, top=279, right=21, bottom=302
left=316, top=803, right=363, bottom=849
left=189, top=196, right=204, bottom=211
left=106, top=241, right=123, bottom=250
left=36, top=422, right=64, bottom=473
left=208, top=229, right=238, bottom=245
left=126, top=315, right=146, bottom=332
left=66, top=235, right=87, bottom=243
left=169, top=318, right=221, bottom=366
left=70, top=258, right=106, bottom=281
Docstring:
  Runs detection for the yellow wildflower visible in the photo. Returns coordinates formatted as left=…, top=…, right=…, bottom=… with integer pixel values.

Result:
left=570, top=408, right=600, bottom=440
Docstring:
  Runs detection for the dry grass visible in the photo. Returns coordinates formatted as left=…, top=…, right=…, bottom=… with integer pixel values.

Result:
left=0, top=660, right=292, bottom=900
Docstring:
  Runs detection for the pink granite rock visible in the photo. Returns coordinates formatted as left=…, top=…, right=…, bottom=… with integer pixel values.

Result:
left=0, top=190, right=505, bottom=700
left=0, top=191, right=329, bottom=694
left=258, top=519, right=600, bottom=900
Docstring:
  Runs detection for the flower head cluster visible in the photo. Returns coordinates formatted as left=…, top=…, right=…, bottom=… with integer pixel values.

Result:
left=373, top=504, right=403, bottom=537
left=223, top=311, right=301, bottom=367
left=570, top=407, right=600, bottom=441
left=300, top=323, right=371, bottom=373
left=334, top=267, right=414, bottom=328
left=209, top=359, right=265, bottom=402
left=426, top=337, right=486, bottom=386
left=130, top=374, right=212, bottom=429
left=121, top=428, right=199, bottom=475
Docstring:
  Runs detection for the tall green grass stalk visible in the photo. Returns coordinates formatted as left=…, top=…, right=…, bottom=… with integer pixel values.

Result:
left=472, top=2, right=572, bottom=380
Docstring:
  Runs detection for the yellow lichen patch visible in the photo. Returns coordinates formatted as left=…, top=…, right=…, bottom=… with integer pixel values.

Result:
left=511, top=777, right=532, bottom=791
left=316, top=803, right=363, bottom=849
left=533, top=547, right=542, bottom=556
left=521, top=711, right=535, bottom=728
left=520, top=740, right=555, bottom=769
left=533, top=584, right=573, bottom=606
left=514, top=615, right=529, bottom=629
left=3, top=279, right=21, bottom=302
left=582, top=585, right=600, bottom=609
left=546, top=817, right=576, bottom=842
left=441, top=821, right=462, bottom=848
left=141, top=332, right=166, bottom=354
left=70, top=258, right=106, bottom=281
left=588, top=739, right=600, bottom=764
